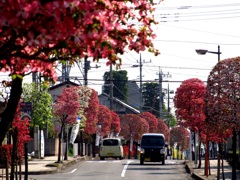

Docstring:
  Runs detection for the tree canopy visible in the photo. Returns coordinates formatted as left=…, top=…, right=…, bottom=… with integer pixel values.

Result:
left=22, top=82, right=54, bottom=136
left=0, top=0, right=159, bottom=144
left=157, top=118, right=170, bottom=142
left=170, top=126, right=189, bottom=151
left=139, top=112, right=158, bottom=133
left=205, top=57, right=240, bottom=131
left=174, top=78, right=206, bottom=133
left=120, top=114, right=149, bottom=141
left=103, top=70, right=128, bottom=102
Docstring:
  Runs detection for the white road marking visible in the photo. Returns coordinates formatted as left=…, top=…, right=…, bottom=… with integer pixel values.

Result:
left=168, top=161, right=177, bottom=164
left=64, top=168, right=77, bottom=174
left=121, top=160, right=132, bottom=178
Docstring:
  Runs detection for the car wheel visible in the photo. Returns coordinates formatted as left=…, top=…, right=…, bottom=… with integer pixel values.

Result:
left=100, top=157, right=104, bottom=160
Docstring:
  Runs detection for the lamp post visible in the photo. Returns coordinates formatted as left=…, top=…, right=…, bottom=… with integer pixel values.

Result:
left=93, top=122, right=102, bottom=157
left=195, top=45, right=221, bottom=178
left=195, top=45, right=221, bottom=62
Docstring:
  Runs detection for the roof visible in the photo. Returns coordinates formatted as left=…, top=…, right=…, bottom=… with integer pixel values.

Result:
left=142, top=133, right=165, bottom=138
left=99, top=93, right=140, bottom=114
left=48, top=81, right=80, bottom=90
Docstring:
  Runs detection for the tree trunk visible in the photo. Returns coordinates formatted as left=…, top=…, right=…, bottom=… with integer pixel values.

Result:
left=232, top=130, right=237, bottom=180
left=198, top=141, right=201, bottom=168
left=0, top=77, right=23, bottom=144
left=10, top=129, right=18, bottom=180
left=57, top=125, right=64, bottom=162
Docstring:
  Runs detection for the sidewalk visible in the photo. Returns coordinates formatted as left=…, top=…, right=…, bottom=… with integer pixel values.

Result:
left=24, top=155, right=87, bottom=175
left=0, top=155, right=90, bottom=179
left=185, top=159, right=240, bottom=180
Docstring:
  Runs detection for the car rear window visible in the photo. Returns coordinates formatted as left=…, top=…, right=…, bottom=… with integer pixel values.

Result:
left=141, top=136, right=164, bottom=146
left=103, top=139, right=119, bottom=146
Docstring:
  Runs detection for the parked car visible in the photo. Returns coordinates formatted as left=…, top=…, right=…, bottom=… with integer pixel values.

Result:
left=99, top=138, right=124, bottom=160
left=139, top=133, right=168, bottom=165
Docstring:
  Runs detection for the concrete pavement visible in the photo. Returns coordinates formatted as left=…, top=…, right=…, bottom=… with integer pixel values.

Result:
left=185, top=159, right=240, bottom=180
left=1, top=156, right=240, bottom=179
left=0, top=155, right=90, bottom=179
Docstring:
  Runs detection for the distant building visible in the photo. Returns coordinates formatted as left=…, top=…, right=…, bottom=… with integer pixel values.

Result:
left=48, top=81, right=80, bottom=102
left=127, top=81, right=140, bottom=110
left=98, top=93, right=140, bottom=115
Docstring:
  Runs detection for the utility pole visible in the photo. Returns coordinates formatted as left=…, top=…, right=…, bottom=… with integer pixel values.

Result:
left=84, top=57, right=100, bottom=86
left=139, top=53, right=143, bottom=112
left=166, top=84, right=174, bottom=127
left=158, top=68, right=162, bottom=118
left=110, top=63, right=113, bottom=110
left=157, top=69, right=171, bottom=119
left=167, top=84, right=170, bottom=127
left=84, top=56, right=90, bottom=86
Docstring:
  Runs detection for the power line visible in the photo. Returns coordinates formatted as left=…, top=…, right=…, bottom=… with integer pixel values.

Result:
left=152, top=39, right=240, bottom=46
left=161, top=24, right=240, bottom=39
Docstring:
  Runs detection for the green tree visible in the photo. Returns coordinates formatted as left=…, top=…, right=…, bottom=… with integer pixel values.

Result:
left=103, top=70, right=128, bottom=102
left=142, top=82, right=177, bottom=127
left=22, top=82, right=54, bottom=137
left=142, top=82, right=161, bottom=116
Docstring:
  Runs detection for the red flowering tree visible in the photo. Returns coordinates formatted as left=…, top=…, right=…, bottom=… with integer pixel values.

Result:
left=53, top=86, right=80, bottom=162
left=78, top=87, right=99, bottom=135
left=157, top=118, right=170, bottom=143
left=170, top=126, right=190, bottom=152
left=97, top=105, right=112, bottom=137
left=9, top=103, right=31, bottom=179
left=174, top=78, right=206, bottom=167
left=174, top=78, right=206, bottom=132
left=110, top=111, right=120, bottom=136
left=139, top=112, right=158, bottom=133
left=120, top=114, right=149, bottom=141
left=204, top=57, right=240, bottom=180
left=0, top=0, right=159, bottom=144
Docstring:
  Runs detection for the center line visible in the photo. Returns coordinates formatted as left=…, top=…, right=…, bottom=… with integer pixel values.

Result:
left=121, top=161, right=132, bottom=178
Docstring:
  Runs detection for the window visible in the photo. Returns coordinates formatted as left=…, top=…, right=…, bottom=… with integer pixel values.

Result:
left=141, top=136, right=164, bottom=146
left=103, top=139, right=119, bottom=146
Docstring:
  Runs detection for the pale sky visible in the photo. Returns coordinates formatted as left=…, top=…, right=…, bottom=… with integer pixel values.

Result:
left=19, top=0, right=240, bottom=110
left=77, top=0, right=240, bottom=109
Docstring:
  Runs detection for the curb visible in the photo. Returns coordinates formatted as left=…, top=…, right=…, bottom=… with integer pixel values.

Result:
left=185, top=161, right=206, bottom=180
left=27, top=156, right=84, bottom=175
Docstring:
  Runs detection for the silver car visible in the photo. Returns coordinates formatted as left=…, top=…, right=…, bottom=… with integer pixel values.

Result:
left=99, top=138, right=124, bottom=160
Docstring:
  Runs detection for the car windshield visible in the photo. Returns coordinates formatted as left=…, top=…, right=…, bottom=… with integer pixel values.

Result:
left=102, top=139, right=119, bottom=146
left=141, top=136, right=164, bottom=146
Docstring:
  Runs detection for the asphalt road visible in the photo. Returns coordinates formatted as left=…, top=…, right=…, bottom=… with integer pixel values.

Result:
left=29, top=159, right=194, bottom=180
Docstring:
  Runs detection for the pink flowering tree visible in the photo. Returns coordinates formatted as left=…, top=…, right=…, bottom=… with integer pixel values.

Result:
left=157, top=118, right=170, bottom=143
left=204, top=57, right=240, bottom=180
left=0, top=0, right=159, bottom=144
left=110, top=111, right=121, bottom=136
left=174, top=78, right=206, bottom=167
left=97, top=105, right=112, bottom=137
left=139, top=112, right=158, bottom=133
left=53, top=86, right=80, bottom=162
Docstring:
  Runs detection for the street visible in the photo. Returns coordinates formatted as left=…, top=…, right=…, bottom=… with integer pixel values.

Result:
left=29, top=159, right=194, bottom=180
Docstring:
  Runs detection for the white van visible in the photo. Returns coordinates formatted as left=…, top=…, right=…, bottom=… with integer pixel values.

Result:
left=99, top=138, right=124, bottom=160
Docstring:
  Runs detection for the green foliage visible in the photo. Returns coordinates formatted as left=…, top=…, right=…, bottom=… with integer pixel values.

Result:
left=22, top=82, right=54, bottom=137
left=103, top=70, right=128, bottom=102
left=68, top=146, right=73, bottom=156
left=142, top=82, right=160, bottom=116
left=142, top=82, right=177, bottom=127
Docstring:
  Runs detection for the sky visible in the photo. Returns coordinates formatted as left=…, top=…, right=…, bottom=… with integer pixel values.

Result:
left=69, top=0, right=240, bottom=109
left=20, top=0, right=240, bottom=110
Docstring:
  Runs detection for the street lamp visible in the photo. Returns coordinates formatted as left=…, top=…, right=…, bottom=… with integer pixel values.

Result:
left=195, top=45, right=221, bottom=62
left=195, top=45, right=221, bottom=178
left=93, top=122, right=102, bottom=157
